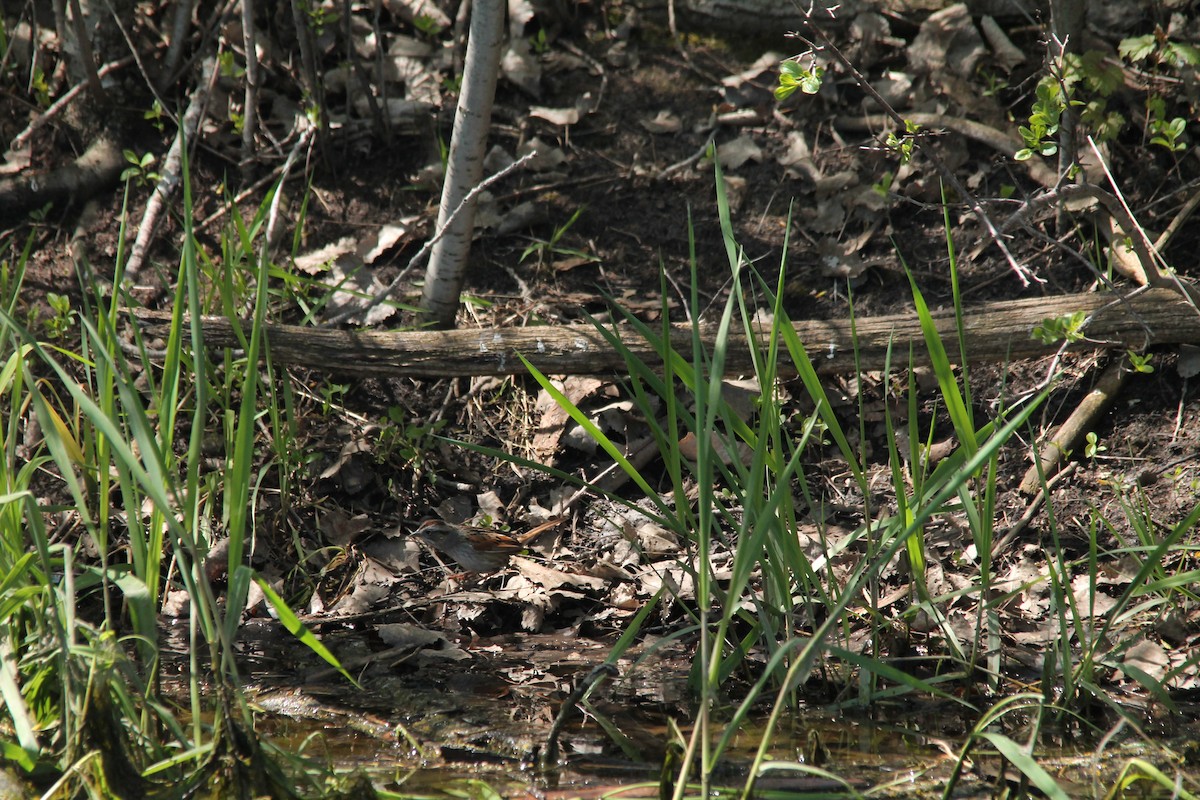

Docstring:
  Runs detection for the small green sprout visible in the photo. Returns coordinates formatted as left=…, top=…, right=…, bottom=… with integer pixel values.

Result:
left=1126, top=351, right=1154, bottom=374
left=776, top=59, right=824, bottom=101
left=121, top=150, right=162, bottom=187
left=1031, top=311, right=1086, bottom=344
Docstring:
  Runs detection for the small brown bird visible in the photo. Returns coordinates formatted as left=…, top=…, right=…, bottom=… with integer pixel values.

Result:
left=412, top=517, right=564, bottom=573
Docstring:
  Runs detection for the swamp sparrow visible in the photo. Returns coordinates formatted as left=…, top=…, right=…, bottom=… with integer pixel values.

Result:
left=412, top=517, right=563, bottom=572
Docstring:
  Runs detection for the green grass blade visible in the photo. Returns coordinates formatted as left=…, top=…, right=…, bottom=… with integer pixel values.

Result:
left=517, top=353, right=664, bottom=509
left=978, top=732, right=1071, bottom=800
left=904, top=268, right=977, bottom=457
left=255, top=575, right=359, bottom=686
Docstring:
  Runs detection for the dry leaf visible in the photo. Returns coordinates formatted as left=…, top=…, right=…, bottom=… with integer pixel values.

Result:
left=513, top=557, right=607, bottom=591
left=508, top=0, right=538, bottom=33
left=1177, top=345, right=1200, bottom=379
left=494, top=200, right=548, bottom=235
left=552, top=255, right=598, bottom=272
left=293, top=236, right=356, bottom=274
left=357, top=220, right=414, bottom=264
left=907, top=3, right=986, bottom=79
left=1120, top=638, right=1169, bottom=682
left=530, top=105, right=581, bottom=126
left=641, top=110, right=682, bottom=134
left=532, top=377, right=608, bottom=461
left=502, top=40, right=542, bottom=97
left=329, top=582, right=390, bottom=615
left=320, top=261, right=396, bottom=326
left=361, top=537, right=422, bottom=575
left=484, top=144, right=514, bottom=173
left=0, top=142, right=31, bottom=175
left=719, top=51, right=784, bottom=109
left=720, top=379, right=762, bottom=421
left=377, top=623, right=446, bottom=648
left=518, top=137, right=567, bottom=171
left=352, top=95, right=435, bottom=128
left=320, top=509, right=373, bottom=546
left=388, top=34, right=433, bottom=58
left=476, top=490, right=506, bottom=522
left=716, top=135, right=762, bottom=170
left=777, top=130, right=810, bottom=167
left=677, top=431, right=751, bottom=466
left=1072, top=573, right=1118, bottom=618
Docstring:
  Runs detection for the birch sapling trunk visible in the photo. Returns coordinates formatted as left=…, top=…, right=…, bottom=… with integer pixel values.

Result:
left=420, top=0, right=506, bottom=329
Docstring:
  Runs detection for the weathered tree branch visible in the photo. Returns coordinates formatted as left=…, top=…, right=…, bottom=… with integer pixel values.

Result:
left=0, top=132, right=124, bottom=217
left=129, top=288, right=1200, bottom=378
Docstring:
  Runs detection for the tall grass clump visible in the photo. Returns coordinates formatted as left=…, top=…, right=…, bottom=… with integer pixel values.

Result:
left=0, top=143, right=347, bottom=796
left=510, top=160, right=1053, bottom=795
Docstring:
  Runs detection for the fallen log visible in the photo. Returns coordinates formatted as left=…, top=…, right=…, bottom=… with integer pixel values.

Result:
left=129, top=288, right=1200, bottom=378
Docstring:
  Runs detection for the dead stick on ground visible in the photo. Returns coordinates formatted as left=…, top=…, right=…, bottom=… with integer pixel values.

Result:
left=1018, top=356, right=1130, bottom=495
left=125, top=58, right=217, bottom=285
left=262, top=124, right=316, bottom=262
left=1154, top=182, right=1200, bottom=252
left=1013, top=147, right=1200, bottom=498
left=993, top=463, right=1078, bottom=558
left=9, top=57, right=133, bottom=154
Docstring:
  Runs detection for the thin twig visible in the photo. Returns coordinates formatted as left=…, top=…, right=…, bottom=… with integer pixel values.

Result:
left=168, top=0, right=239, bottom=96
left=541, top=663, right=619, bottom=770
left=98, top=0, right=177, bottom=125
left=262, top=123, right=316, bottom=263
left=196, top=158, right=302, bottom=232
left=1025, top=284, right=1153, bottom=399
left=558, top=40, right=608, bottom=114
left=289, top=0, right=325, bottom=140
left=1154, top=180, right=1200, bottom=251
left=660, top=138, right=714, bottom=177
left=1087, top=136, right=1199, bottom=313
left=836, top=113, right=1057, bottom=189
left=10, top=57, right=133, bottom=152
left=322, top=150, right=538, bottom=327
